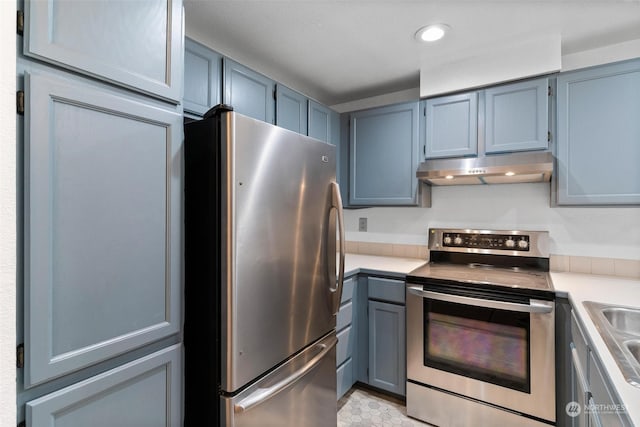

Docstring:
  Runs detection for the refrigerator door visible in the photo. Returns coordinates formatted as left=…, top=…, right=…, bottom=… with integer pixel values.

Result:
left=221, top=332, right=338, bottom=427
left=221, top=112, right=342, bottom=392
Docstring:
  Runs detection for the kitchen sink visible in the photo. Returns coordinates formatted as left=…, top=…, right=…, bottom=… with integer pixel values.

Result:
left=601, top=307, right=640, bottom=335
left=583, top=301, right=640, bottom=388
left=625, top=340, right=640, bottom=364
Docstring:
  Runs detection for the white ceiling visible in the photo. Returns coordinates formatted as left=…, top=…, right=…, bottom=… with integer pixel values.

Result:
left=184, top=1, right=640, bottom=107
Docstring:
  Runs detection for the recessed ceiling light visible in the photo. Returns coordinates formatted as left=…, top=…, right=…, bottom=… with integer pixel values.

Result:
left=445, top=175, right=454, bottom=180
left=505, top=171, right=516, bottom=176
left=415, top=24, right=450, bottom=42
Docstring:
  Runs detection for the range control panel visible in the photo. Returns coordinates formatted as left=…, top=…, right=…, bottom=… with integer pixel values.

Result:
left=442, top=232, right=530, bottom=251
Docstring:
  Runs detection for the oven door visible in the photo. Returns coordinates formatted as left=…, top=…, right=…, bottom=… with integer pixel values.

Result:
left=406, top=282, right=555, bottom=423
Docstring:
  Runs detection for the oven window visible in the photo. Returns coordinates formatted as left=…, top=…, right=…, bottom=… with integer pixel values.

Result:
left=423, top=299, right=531, bottom=393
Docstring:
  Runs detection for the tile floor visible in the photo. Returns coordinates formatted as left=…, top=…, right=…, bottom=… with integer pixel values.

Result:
left=337, top=386, right=431, bottom=427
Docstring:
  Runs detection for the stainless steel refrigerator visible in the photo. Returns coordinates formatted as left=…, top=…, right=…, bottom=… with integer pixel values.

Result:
left=184, top=106, right=345, bottom=427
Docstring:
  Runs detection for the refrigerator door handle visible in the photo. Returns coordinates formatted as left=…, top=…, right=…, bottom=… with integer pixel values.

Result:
left=233, top=336, right=338, bottom=414
left=329, top=181, right=345, bottom=314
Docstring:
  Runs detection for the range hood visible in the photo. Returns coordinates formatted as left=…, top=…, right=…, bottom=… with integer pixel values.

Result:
left=416, top=151, right=553, bottom=185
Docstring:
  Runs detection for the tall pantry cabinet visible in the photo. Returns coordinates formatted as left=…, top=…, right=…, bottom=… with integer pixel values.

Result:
left=17, top=1, right=183, bottom=425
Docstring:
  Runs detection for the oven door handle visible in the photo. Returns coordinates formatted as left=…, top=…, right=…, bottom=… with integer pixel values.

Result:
left=407, top=286, right=554, bottom=313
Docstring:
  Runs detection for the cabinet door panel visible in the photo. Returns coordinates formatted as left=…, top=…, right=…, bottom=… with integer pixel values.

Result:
left=27, top=345, right=181, bottom=427
left=223, top=59, right=274, bottom=123
left=368, top=301, right=405, bottom=396
left=184, top=38, right=221, bottom=116
left=308, top=100, right=331, bottom=143
left=24, top=0, right=183, bottom=103
left=24, top=72, right=181, bottom=387
left=276, top=84, right=308, bottom=134
left=557, top=60, right=640, bottom=205
left=337, top=358, right=353, bottom=400
left=425, top=92, right=478, bottom=158
left=589, top=352, right=627, bottom=427
left=350, top=102, right=420, bottom=205
left=485, top=78, right=549, bottom=153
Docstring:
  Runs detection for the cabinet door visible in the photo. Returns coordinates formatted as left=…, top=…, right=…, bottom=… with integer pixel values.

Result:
left=557, top=59, right=640, bottom=205
left=276, top=84, right=308, bottom=134
left=24, top=72, right=182, bottom=387
left=24, top=0, right=183, bottom=103
left=368, top=301, right=406, bottom=396
left=425, top=92, right=478, bottom=158
left=485, top=78, right=549, bottom=153
left=27, top=345, right=181, bottom=427
left=570, top=343, right=589, bottom=427
left=223, top=58, right=275, bottom=123
left=308, top=100, right=332, bottom=143
left=350, top=102, right=420, bottom=206
left=184, top=38, right=221, bottom=116
left=589, top=352, right=627, bottom=427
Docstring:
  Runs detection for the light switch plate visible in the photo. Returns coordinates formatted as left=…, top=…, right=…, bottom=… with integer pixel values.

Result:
left=358, top=217, right=367, bottom=232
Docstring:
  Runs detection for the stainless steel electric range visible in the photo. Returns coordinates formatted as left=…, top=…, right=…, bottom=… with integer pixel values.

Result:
left=406, top=228, right=556, bottom=427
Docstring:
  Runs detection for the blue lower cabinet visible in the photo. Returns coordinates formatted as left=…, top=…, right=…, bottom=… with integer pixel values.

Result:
left=336, top=276, right=357, bottom=399
left=26, top=345, right=182, bottom=426
left=368, top=300, right=406, bottom=396
left=337, top=358, right=354, bottom=400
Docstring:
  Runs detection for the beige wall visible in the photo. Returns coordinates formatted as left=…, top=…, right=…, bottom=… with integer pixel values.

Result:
left=343, top=183, right=640, bottom=261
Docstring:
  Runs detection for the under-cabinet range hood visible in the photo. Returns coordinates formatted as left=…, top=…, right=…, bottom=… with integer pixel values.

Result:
left=416, top=151, right=553, bottom=185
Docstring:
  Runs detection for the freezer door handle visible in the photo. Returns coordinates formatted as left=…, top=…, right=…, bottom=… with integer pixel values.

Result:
left=234, top=336, right=338, bottom=413
left=328, top=181, right=345, bottom=314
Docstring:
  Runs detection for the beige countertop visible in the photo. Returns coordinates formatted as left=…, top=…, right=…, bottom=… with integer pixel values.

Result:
left=341, top=254, right=640, bottom=425
left=552, top=272, right=640, bottom=425
left=343, top=253, right=426, bottom=277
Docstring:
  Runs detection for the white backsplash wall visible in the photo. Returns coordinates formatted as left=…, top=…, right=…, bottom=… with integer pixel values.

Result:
left=344, top=182, right=640, bottom=260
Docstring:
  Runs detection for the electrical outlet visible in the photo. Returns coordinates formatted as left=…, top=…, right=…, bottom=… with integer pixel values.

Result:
left=358, top=217, right=367, bottom=232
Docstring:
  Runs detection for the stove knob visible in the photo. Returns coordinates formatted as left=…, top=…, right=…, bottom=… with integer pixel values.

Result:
left=518, top=239, right=529, bottom=249
left=443, top=236, right=452, bottom=245
left=454, top=236, right=463, bottom=245
left=505, top=238, right=516, bottom=248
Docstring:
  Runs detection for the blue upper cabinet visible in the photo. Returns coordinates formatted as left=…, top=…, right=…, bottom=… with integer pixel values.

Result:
left=425, top=92, right=478, bottom=158
left=556, top=59, right=640, bottom=205
left=24, top=0, right=183, bottom=103
left=276, top=84, right=308, bottom=134
left=485, top=78, right=550, bottom=153
left=349, top=102, right=420, bottom=206
left=223, top=58, right=275, bottom=124
left=184, top=38, right=222, bottom=116
left=309, top=100, right=332, bottom=143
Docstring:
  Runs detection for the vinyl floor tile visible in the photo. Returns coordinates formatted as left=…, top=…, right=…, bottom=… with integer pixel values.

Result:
left=337, top=386, right=431, bottom=427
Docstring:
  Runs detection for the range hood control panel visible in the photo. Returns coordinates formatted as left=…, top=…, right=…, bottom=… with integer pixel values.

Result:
left=442, top=232, right=530, bottom=251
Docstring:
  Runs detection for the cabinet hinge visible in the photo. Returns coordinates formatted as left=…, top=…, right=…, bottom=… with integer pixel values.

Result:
left=547, top=131, right=552, bottom=142
left=17, top=10, right=24, bottom=36
left=16, top=344, right=24, bottom=368
left=273, top=89, right=276, bottom=101
left=548, top=86, right=552, bottom=97
left=16, top=91, right=24, bottom=115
